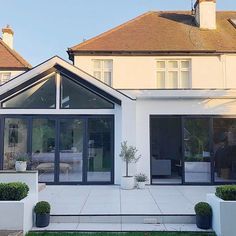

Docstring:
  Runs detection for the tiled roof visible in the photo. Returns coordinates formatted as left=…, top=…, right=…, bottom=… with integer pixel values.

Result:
left=0, top=38, right=31, bottom=69
left=68, top=11, right=236, bottom=54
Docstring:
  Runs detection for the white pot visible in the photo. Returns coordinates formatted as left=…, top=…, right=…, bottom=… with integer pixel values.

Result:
left=121, top=176, right=134, bottom=190
left=207, top=193, right=236, bottom=236
left=15, top=161, right=27, bottom=172
left=137, top=181, right=146, bottom=189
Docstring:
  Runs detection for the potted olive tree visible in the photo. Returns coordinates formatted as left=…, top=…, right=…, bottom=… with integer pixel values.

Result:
left=34, top=201, right=51, bottom=227
left=194, top=202, right=212, bottom=229
left=135, top=173, right=148, bottom=189
left=120, top=141, right=140, bottom=190
left=15, top=154, right=29, bottom=172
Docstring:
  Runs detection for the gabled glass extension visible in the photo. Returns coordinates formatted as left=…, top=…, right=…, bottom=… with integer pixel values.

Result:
left=61, top=75, right=114, bottom=109
left=0, top=70, right=118, bottom=184
left=2, top=76, right=56, bottom=108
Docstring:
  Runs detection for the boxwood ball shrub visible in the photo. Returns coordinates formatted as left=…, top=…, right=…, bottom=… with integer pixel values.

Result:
left=0, top=182, right=29, bottom=201
left=216, top=185, right=236, bottom=201
left=194, top=202, right=212, bottom=216
left=34, top=201, right=51, bottom=214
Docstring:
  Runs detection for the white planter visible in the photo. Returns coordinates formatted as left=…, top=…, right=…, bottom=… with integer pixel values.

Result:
left=0, top=171, right=38, bottom=235
left=137, top=181, right=146, bottom=189
left=121, top=176, right=134, bottom=190
left=15, top=161, right=27, bottom=172
left=207, top=193, right=236, bottom=236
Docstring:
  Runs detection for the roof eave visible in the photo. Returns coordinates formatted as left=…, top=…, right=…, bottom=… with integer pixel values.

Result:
left=67, top=50, right=236, bottom=56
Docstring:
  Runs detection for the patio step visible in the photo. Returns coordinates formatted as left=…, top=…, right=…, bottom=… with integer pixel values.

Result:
left=0, top=231, right=23, bottom=236
left=50, top=214, right=196, bottom=224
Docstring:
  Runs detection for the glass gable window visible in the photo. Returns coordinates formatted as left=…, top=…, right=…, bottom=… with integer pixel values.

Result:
left=2, top=76, right=56, bottom=108
left=156, top=60, right=191, bottom=89
left=60, top=76, right=114, bottom=109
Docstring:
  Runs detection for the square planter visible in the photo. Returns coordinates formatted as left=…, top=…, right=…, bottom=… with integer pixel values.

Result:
left=0, top=171, right=38, bottom=235
left=207, top=193, right=236, bottom=236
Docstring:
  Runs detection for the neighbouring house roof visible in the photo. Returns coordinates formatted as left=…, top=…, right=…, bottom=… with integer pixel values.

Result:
left=0, top=37, right=31, bottom=70
left=68, top=11, right=236, bottom=58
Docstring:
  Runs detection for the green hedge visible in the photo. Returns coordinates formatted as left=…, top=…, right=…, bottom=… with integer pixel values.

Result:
left=216, top=185, right=236, bottom=201
left=0, top=182, right=29, bottom=201
left=34, top=201, right=51, bottom=214
left=194, top=202, right=212, bottom=216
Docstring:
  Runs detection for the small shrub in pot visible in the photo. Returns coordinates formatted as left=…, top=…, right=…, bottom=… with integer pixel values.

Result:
left=215, top=185, right=236, bottom=201
left=15, top=153, right=29, bottom=172
left=195, top=202, right=212, bottom=229
left=135, top=173, right=148, bottom=189
left=34, top=201, right=51, bottom=227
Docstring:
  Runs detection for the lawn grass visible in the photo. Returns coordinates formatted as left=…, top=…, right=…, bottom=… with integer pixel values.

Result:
left=26, top=232, right=216, bottom=236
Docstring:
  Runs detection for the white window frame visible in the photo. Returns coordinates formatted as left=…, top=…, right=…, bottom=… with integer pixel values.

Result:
left=156, top=59, right=191, bottom=89
left=92, top=59, right=113, bottom=86
left=0, top=72, right=11, bottom=85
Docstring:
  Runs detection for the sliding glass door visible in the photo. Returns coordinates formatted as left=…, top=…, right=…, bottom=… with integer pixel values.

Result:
left=3, top=118, right=28, bottom=170
left=31, top=118, right=56, bottom=182
left=183, top=118, right=211, bottom=183
left=87, top=118, right=113, bottom=183
left=59, top=119, right=84, bottom=182
left=1, top=115, right=114, bottom=184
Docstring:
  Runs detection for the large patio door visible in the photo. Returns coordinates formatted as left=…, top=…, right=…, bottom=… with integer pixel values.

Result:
left=183, top=117, right=212, bottom=184
left=1, top=115, right=114, bottom=185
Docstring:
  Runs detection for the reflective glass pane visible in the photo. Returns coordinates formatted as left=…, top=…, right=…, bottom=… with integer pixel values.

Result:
left=31, top=119, right=56, bottom=182
left=87, top=118, right=113, bottom=182
left=104, top=72, right=112, bottom=86
left=181, top=71, right=190, bottom=88
left=104, top=60, right=112, bottom=69
left=168, top=61, right=178, bottom=69
left=93, top=60, right=101, bottom=69
left=168, top=71, right=178, bottom=88
left=156, top=61, right=165, bottom=69
left=59, top=119, right=84, bottom=182
left=3, top=118, right=28, bottom=170
left=156, top=71, right=165, bottom=88
left=181, top=61, right=190, bottom=69
left=94, top=71, right=101, bottom=80
left=2, top=76, right=56, bottom=108
left=213, top=118, right=236, bottom=182
left=184, top=118, right=211, bottom=183
left=61, top=76, right=114, bottom=109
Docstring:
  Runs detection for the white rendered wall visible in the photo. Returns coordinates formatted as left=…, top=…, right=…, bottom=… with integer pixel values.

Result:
left=74, top=55, right=236, bottom=89
left=135, top=97, right=236, bottom=183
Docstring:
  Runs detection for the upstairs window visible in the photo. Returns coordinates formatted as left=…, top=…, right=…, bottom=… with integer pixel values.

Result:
left=156, top=60, right=191, bottom=89
left=93, top=60, right=113, bottom=86
left=0, top=72, right=11, bottom=85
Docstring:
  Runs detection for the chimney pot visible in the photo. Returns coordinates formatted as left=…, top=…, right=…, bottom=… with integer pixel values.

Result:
left=2, top=25, right=14, bottom=49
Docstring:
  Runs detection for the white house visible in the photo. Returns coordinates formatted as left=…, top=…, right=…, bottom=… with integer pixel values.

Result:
left=0, top=0, right=236, bottom=185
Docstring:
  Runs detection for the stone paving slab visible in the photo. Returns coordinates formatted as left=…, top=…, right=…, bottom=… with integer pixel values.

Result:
left=39, top=185, right=216, bottom=215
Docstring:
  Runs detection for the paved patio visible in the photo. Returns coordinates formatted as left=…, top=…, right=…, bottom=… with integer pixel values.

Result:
left=39, top=185, right=216, bottom=215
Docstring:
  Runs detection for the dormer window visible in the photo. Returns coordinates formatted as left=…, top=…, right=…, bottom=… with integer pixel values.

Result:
left=0, top=72, right=11, bottom=85
left=156, top=60, right=191, bottom=89
left=93, top=60, right=113, bottom=86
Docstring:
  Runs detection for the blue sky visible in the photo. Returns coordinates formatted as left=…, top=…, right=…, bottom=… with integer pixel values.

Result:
left=0, top=0, right=235, bottom=66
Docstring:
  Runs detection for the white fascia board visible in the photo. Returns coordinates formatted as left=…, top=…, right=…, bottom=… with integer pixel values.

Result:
left=0, top=56, right=134, bottom=101
left=120, top=89, right=236, bottom=99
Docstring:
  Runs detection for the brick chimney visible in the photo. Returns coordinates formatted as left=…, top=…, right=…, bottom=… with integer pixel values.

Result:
left=194, top=0, right=216, bottom=30
left=2, top=25, right=14, bottom=49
